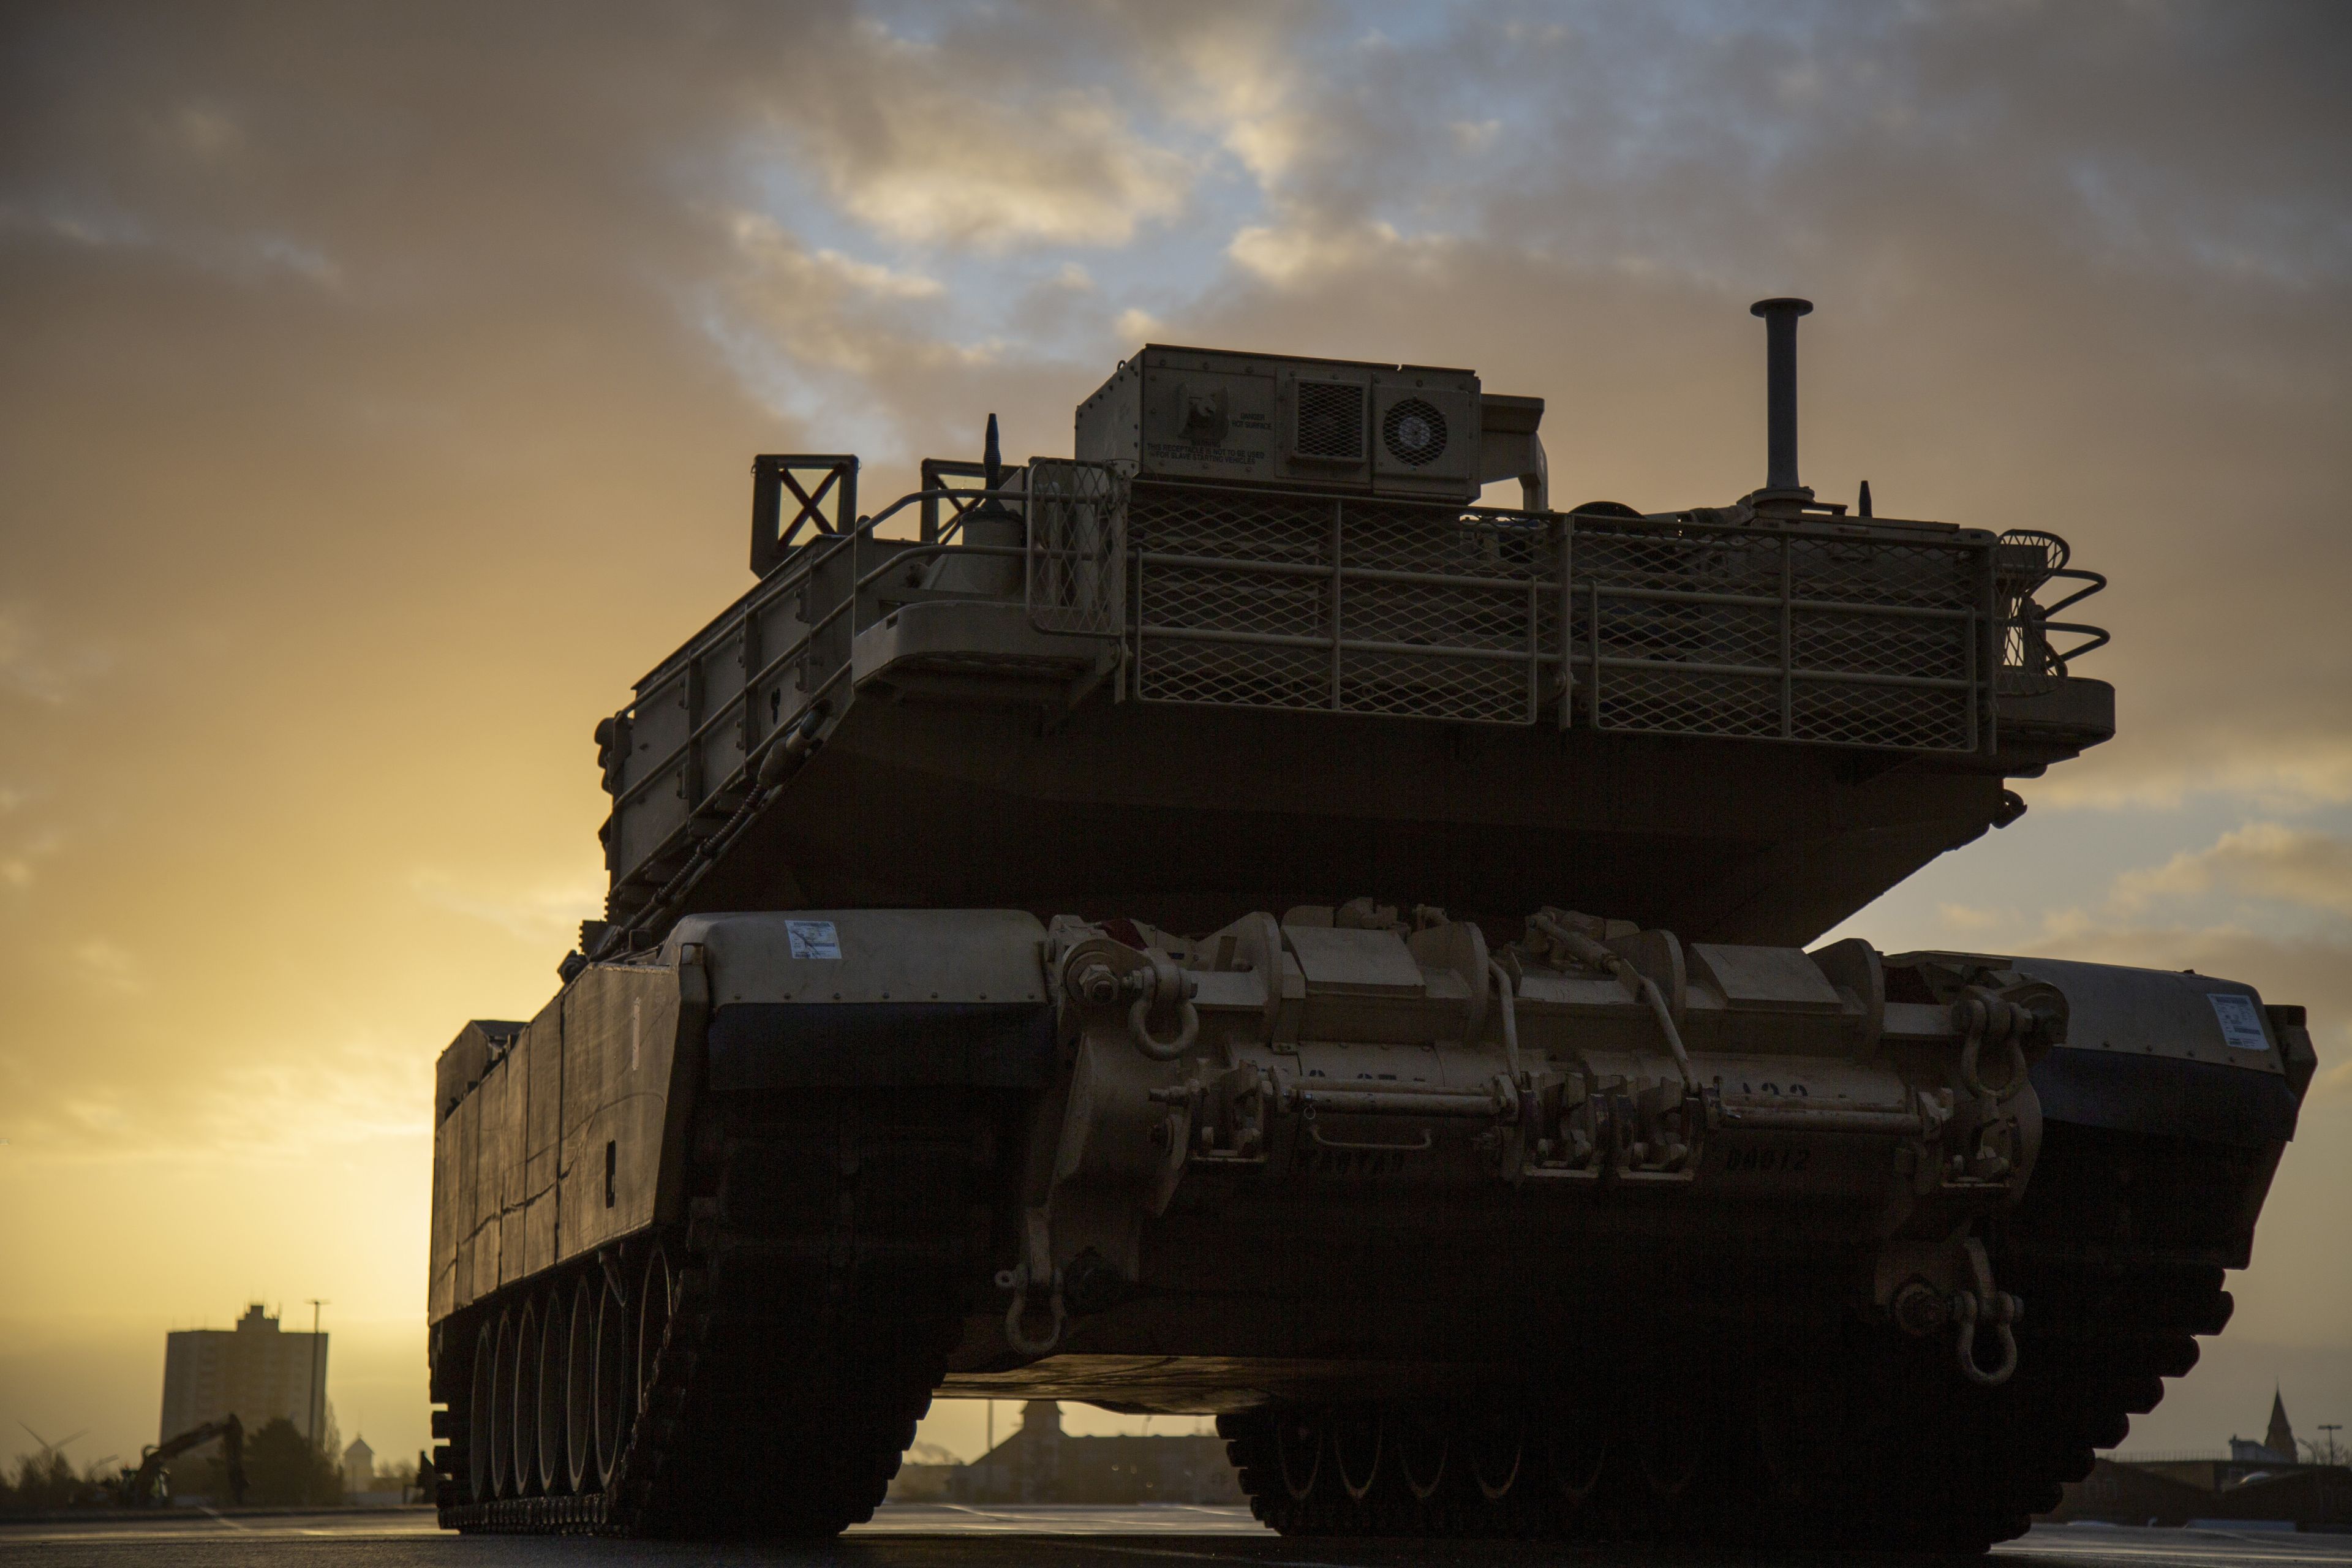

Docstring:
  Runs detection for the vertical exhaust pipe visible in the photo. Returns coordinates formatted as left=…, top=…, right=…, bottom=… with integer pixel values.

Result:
left=1749, top=296, right=1813, bottom=500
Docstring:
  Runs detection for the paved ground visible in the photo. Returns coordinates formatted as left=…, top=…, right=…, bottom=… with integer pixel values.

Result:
left=1, top=1506, right=2345, bottom=1567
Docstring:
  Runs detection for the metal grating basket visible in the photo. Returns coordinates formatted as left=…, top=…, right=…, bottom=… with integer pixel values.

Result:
left=1115, top=481, right=2079, bottom=753
left=1133, top=485, right=1550, bottom=725
left=1025, top=459, right=1128, bottom=638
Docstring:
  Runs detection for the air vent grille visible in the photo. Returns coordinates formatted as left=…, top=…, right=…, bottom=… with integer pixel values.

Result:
left=1382, top=398, right=1448, bottom=468
left=1294, top=381, right=1366, bottom=459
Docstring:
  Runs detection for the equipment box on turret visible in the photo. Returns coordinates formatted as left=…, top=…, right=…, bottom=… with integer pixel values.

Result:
left=1077, top=345, right=1487, bottom=503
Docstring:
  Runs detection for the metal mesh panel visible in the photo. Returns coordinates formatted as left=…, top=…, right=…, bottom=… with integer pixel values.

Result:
left=1343, top=649, right=1531, bottom=722
left=1994, top=531, right=2069, bottom=698
left=1134, top=484, right=1548, bottom=722
left=1576, top=518, right=1983, bottom=752
left=1120, top=481, right=2041, bottom=750
left=1140, top=635, right=1329, bottom=710
left=1596, top=666, right=1784, bottom=739
left=1789, top=535, right=1977, bottom=607
left=1791, top=679, right=1973, bottom=750
left=1136, top=486, right=1328, bottom=564
left=1793, top=609, right=1968, bottom=679
left=1294, top=382, right=1365, bottom=459
left=1024, top=459, right=1126, bottom=636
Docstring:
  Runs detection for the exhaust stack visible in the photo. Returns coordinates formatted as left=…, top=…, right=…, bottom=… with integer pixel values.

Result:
left=1749, top=296, right=1813, bottom=502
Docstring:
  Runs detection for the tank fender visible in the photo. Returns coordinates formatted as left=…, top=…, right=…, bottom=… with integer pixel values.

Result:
left=1897, top=954, right=2304, bottom=1147
left=673, top=910, right=1056, bottom=1090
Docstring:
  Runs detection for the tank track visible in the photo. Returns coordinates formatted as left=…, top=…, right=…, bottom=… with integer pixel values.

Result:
left=1220, top=1264, right=2228, bottom=1550
left=435, top=1090, right=986, bottom=1537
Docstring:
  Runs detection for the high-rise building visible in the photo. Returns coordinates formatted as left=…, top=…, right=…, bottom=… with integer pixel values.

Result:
left=158, top=1304, right=327, bottom=1447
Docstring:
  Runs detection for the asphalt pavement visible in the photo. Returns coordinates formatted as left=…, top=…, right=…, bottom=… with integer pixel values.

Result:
left=1, top=1506, right=2346, bottom=1567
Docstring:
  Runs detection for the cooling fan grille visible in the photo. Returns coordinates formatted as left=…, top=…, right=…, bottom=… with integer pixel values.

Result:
left=1382, top=398, right=1447, bottom=467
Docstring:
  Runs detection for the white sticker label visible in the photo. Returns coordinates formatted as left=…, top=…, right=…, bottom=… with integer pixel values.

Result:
left=2208, top=992, right=2269, bottom=1052
left=786, top=919, right=842, bottom=960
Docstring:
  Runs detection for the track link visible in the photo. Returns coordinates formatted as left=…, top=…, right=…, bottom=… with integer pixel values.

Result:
left=1221, top=1267, right=2228, bottom=1550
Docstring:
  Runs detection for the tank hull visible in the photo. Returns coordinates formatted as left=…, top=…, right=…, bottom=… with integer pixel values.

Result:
left=425, top=907, right=2309, bottom=1545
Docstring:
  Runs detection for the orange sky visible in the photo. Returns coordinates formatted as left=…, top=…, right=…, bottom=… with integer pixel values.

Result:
left=4, top=1, right=2348, bottom=1474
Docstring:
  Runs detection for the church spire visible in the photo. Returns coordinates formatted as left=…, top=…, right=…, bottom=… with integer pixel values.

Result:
left=2267, top=1386, right=2297, bottom=1461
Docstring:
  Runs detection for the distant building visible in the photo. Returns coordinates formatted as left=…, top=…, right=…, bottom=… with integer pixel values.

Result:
left=342, top=1436, right=374, bottom=1494
left=158, top=1304, right=328, bottom=1450
left=2228, top=1388, right=2301, bottom=1466
left=937, top=1401, right=1242, bottom=1506
left=2046, top=1388, right=2350, bottom=1532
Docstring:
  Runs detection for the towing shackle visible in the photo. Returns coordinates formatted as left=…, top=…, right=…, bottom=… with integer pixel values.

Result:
left=1065, top=946, right=1200, bottom=1060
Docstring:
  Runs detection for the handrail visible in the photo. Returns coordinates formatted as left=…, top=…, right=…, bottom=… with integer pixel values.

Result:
left=2039, top=619, right=2112, bottom=666
left=608, top=536, right=1027, bottom=812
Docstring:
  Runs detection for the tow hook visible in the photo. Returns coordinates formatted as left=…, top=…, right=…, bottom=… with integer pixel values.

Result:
left=1066, top=949, right=1200, bottom=1060
left=1889, top=1236, right=2022, bottom=1385
left=995, top=1208, right=1066, bottom=1354
left=996, top=1261, right=1066, bottom=1355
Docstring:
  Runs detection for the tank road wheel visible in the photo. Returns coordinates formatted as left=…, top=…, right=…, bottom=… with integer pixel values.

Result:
left=1331, top=1408, right=1384, bottom=1502
left=1545, top=1406, right=1607, bottom=1503
left=637, top=1244, right=673, bottom=1404
left=511, top=1300, right=540, bottom=1496
left=466, top=1321, right=497, bottom=1505
left=1470, top=1408, right=1525, bottom=1502
left=1393, top=1406, right=1449, bottom=1502
left=592, top=1272, right=634, bottom=1488
left=564, top=1275, right=598, bottom=1493
left=489, top=1310, right=519, bottom=1499
left=533, top=1290, right=568, bottom=1494
left=1638, top=1409, right=1700, bottom=1499
left=1275, top=1408, right=1324, bottom=1502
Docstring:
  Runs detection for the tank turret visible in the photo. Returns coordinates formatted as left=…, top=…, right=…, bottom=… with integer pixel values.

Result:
left=586, top=304, right=2114, bottom=958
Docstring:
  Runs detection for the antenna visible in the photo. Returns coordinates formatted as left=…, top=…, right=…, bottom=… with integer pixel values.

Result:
left=1749, top=297, right=1814, bottom=503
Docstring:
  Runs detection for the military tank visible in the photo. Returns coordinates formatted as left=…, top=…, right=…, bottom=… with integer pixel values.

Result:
left=425, top=301, right=2316, bottom=1547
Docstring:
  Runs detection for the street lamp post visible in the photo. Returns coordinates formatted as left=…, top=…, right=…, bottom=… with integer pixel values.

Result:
left=306, top=1300, right=329, bottom=1453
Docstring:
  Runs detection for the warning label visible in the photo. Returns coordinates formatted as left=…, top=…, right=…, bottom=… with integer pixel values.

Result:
left=2207, top=992, right=2269, bottom=1052
left=786, top=919, right=842, bottom=960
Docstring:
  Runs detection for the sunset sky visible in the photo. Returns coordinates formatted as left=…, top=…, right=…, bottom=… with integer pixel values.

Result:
left=4, top=2, right=2347, bottom=1475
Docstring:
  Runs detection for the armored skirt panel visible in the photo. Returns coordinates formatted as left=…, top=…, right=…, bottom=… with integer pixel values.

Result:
left=428, top=962, right=687, bottom=1326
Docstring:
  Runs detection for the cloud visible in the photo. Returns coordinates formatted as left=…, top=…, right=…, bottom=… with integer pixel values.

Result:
left=68, top=938, right=146, bottom=997
left=806, top=87, right=1190, bottom=251
left=0, top=606, right=111, bottom=705
left=752, top=17, right=1197, bottom=252
left=2036, top=739, right=2352, bottom=813
left=1227, top=216, right=1427, bottom=287
left=2111, top=823, right=2352, bottom=919
left=408, top=869, right=603, bottom=947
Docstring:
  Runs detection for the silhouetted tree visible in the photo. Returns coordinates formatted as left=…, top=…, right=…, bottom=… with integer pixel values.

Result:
left=1, top=1450, right=85, bottom=1512
left=243, top=1417, right=339, bottom=1506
